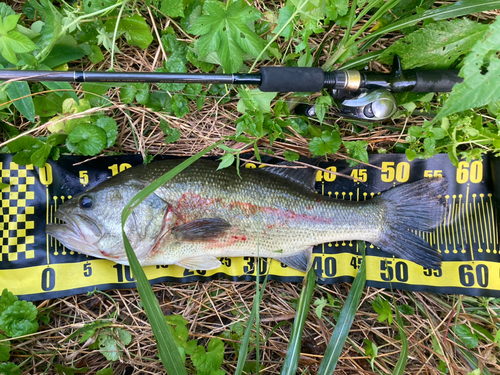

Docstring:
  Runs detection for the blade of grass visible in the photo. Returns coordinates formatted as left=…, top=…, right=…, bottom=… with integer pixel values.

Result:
left=317, top=241, right=367, bottom=375
left=358, top=0, right=500, bottom=45
left=339, top=50, right=383, bottom=70
left=325, top=0, right=500, bottom=70
left=234, top=266, right=270, bottom=375
left=324, top=0, right=401, bottom=70
left=281, top=267, right=316, bottom=375
left=392, top=296, right=408, bottom=374
left=120, top=141, right=222, bottom=374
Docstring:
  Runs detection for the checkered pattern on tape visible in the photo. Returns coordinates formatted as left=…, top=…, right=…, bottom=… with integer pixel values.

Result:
left=0, top=162, right=36, bottom=262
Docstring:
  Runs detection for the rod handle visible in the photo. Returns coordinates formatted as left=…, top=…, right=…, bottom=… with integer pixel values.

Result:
left=259, top=67, right=326, bottom=92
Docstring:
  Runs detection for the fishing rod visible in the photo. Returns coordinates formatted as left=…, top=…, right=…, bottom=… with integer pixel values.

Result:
left=0, top=56, right=462, bottom=121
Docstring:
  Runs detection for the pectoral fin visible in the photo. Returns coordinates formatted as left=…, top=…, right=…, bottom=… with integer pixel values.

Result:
left=276, top=247, right=313, bottom=273
left=172, top=218, right=231, bottom=242
left=176, top=255, right=222, bottom=270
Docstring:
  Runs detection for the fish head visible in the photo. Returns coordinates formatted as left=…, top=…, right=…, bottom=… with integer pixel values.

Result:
left=46, top=179, right=170, bottom=263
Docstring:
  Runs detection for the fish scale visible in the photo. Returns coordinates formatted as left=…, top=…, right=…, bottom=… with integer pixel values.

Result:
left=46, top=159, right=447, bottom=272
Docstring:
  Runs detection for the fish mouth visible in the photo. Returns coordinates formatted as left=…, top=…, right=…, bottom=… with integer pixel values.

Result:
left=46, top=211, right=103, bottom=257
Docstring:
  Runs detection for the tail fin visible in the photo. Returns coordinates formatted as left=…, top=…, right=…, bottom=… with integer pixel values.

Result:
left=373, top=178, right=448, bottom=269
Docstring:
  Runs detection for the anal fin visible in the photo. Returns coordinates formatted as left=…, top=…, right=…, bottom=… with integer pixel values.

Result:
left=276, top=247, right=313, bottom=273
left=177, top=255, right=222, bottom=270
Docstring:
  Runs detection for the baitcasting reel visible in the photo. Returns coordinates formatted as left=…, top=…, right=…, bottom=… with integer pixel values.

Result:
left=295, top=88, right=398, bottom=121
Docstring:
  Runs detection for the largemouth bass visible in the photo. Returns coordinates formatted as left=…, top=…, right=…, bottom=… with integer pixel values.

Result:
left=46, top=159, right=447, bottom=272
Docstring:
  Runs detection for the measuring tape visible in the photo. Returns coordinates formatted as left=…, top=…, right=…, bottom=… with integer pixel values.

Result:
left=0, top=154, right=499, bottom=301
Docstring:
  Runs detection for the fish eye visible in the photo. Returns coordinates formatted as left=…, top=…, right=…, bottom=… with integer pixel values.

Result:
left=79, top=195, right=93, bottom=209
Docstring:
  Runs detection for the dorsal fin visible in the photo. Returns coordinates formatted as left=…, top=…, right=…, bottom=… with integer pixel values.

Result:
left=261, top=161, right=318, bottom=192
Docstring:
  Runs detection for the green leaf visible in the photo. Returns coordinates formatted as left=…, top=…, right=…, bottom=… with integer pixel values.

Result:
left=286, top=118, right=308, bottom=136
left=398, top=304, right=415, bottom=315
left=67, top=124, right=107, bottom=156
left=0, top=4, right=16, bottom=19
left=494, top=330, right=500, bottom=345
left=0, top=362, right=20, bottom=375
left=188, top=0, right=263, bottom=73
left=434, top=16, right=500, bottom=123
left=53, top=364, right=89, bottom=375
left=0, top=289, right=18, bottom=313
left=325, top=0, right=349, bottom=21
left=363, top=339, right=378, bottom=371
left=309, top=130, right=341, bottom=156
left=315, top=95, right=333, bottom=123
left=184, top=83, right=202, bottom=100
left=191, top=338, right=225, bottom=375
left=135, top=84, right=150, bottom=105
left=33, top=92, right=64, bottom=117
left=5, top=81, right=35, bottom=122
left=2, top=14, right=21, bottom=33
left=372, top=295, right=393, bottom=325
left=120, top=85, right=136, bottom=104
left=313, top=297, right=328, bottom=319
left=159, top=119, right=181, bottom=143
left=454, top=324, right=479, bottom=349
left=217, top=153, right=235, bottom=170
left=0, top=37, right=17, bottom=64
left=276, top=5, right=295, bottom=40
left=96, top=333, right=121, bottom=361
left=378, top=18, right=488, bottom=69
left=283, top=150, right=300, bottom=162
left=2, top=29, right=36, bottom=53
left=82, top=82, right=112, bottom=100
left=5, top=136, right=44, bottom=165
left=0, top=334, right=10, bottom=362
left=120, top=15, right=153, bottom=50
left=117, top=327, right=132, bottom=346
left=343, top=140, right=369, bottom=167
left=95, top=117, right=118, bottom=148
left=237, top=89, right=277, bottom=114
left=42, top=44, right=85, bottom=68
left=78, top=43, right=104, bottom=64
left=95, top=369, right=113, bottom=375
left=186, top=50, right=214, bottom=72
left=30, top=143, right=53, bottom=167
left=181, top=0, right=202, bottom=31
left=83, top=0, right=116, bottom=14
left=0, top=300, right=39, bottom=338
left=147, top=91, right=172, bottom=111
left=171, top=94, right=190, bottom=118
left=161, top=0, right=184, bottom=18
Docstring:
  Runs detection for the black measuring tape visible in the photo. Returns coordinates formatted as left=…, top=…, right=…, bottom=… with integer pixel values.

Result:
left=0, top=153, right=499, bottom=301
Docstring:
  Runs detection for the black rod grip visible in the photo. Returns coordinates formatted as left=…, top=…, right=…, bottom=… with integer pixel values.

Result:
left=412, top=70, right=462, bottom=92
left=259, top=67, right=325, bottom=92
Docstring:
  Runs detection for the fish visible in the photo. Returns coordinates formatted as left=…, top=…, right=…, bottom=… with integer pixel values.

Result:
left=46, top=158, right=447, bottom=272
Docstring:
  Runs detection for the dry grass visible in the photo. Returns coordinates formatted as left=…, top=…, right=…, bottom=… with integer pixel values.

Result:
left=2, top=1, right=500, bottom=374
left=12, top=282, right=500, bottom=374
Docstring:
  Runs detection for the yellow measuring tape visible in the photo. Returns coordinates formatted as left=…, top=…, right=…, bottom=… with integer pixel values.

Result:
left=0, top=154, right=498, bottom=301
